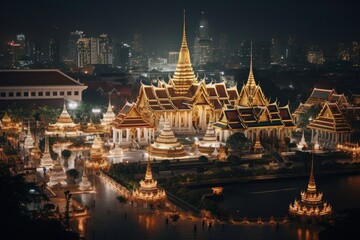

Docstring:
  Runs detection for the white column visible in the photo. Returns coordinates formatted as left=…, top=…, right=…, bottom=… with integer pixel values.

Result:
left=311, top=129, right=314, bottom=143
left=137, top=128, right=140, bottom=142
left=144, top=128, right=148, bottom=142
left=188, top=111, right=192, bottom=131
left=119, top=129, right=123, bottom=144
left=126, top=128, right=129, bottom=142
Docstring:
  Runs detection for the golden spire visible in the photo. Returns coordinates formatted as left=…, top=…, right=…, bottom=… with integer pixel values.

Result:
left=172, top=9, right=197, bottom=94
left=307, top=150, right=317, bottom=193
left=246, top=42, right=256, bottom=93
left=144, top=156, right=154, bottom=182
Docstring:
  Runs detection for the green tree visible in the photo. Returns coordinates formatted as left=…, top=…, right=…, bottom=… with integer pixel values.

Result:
left=226, top=132, right=248, bottom=156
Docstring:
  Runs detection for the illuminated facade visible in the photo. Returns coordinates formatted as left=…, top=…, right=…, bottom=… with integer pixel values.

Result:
left=132, top=157, right=166, bottom=207
left=40, top=135, right=54, bottom=169
left=47, top=160, right=67, bottom=187
left=289, top=156, right=332, bottom=221
left=0, top=112, right=22, bottom=134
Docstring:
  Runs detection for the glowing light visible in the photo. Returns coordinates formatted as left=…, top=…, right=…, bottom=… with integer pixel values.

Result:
left=92, top=108, right=101, bottom=113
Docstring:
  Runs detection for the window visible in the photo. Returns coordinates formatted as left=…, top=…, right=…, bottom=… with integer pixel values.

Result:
left=0, top=92, right=5, bottom=97
left=8, top=92, right=14, bottom=97
left=67, top=91, right=72, bottom=96
left=16, top=92, right=21, bottom=97
left=74, top=91, right=79, bottom=96
left=24, top=92, right=29, bottom=97
left=38, top=92, right=43, bottom=96
left=46, top=92, right=50, bottom=96
left=60, top=91, right=64, bottom=96
left=31, top=92, right=36, bottom=96
left=53, top=92, right=58, bottom=96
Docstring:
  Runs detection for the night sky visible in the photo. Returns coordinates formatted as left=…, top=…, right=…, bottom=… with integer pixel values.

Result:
left=1, top=0, right=360, bottom=50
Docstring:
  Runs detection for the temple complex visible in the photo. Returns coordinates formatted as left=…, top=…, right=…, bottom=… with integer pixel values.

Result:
left=40, top=135, right=54, bottom=168
left=47, top=160, right=67, bottom=187
left=132, top=157, right=166, bottom=207
left=112, top=102, right=155, bottom=146
left=307, top=102, right=352, bottom=149
left=46, top=103, right=81, bottom=136
left=127, top=13, right=238, bottom=134
left=289, top=154, right=332, bottom=221
left=146, top=121, right=186, bottom=159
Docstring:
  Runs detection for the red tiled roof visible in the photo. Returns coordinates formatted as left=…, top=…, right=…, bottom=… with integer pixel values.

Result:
left=0, top=69, right=85, bottom=86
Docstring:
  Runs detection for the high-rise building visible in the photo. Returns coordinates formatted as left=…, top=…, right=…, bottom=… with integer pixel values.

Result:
left=193, top=12, right=213, bottom=67
left=307, top=45, right=324, bottom=65
left=66, top=31, right=84, bottom=66
left=113, top=42, right=130, bottom=71
left=337, top=42, right=350, bottom=61
left=253, top=41, right=271, bottom=69
left=90, top=38, right=99, bottom=64
left=130, top=33, right=146, bottom=69
left=99, top=34, right=113, bottom=65
left=239, top=40, right=251, bottom=68
left=270, top=38, right=282, bottom=64
left=167, top=51, right=179, bottom=71
left=77, top=38, right=91, bottom=67
left=214, top=33, right=229, bottom=66
left=4, top=41, right=22, bottom=68
left=49, top=38, right=60, bottom=68
left=351, top=41, right=360, bottom=67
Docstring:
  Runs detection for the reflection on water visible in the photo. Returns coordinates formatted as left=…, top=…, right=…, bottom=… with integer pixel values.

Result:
left=70, top=174, right=360, bottom=240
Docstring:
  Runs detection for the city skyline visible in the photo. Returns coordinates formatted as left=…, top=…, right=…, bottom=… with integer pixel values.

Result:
left=1, top=0, right=360, bottom=50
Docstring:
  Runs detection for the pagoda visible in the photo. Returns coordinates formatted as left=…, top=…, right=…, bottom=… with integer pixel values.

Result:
left=24, top=120, right=35, bottom=149
left=40, top=135, right=54, bottom=168
left=147, top=120, right=186, bottom=159
left=0, top=112, right=22, bottom=134
left=46, top=102, right=81, bottom=136
left=78, top=170, right=92, bottom=191
left=101, top=97, right=116, bottom=126
left=47, top=159, right=67, bottom=187
left=86, top=135, right=109, bottom=171
left=132, top=157, right=166, bottom=207
left=289, top=154, right=332, bottom=221
left=198, top=120, right=224, bottom=155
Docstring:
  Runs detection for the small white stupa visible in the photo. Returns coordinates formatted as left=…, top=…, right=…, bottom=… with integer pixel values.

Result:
left=157, top=115, right=165, bottom=132
left=297, top=131, right=308, bottom=150
left=78, top=170, right=92, bottom=191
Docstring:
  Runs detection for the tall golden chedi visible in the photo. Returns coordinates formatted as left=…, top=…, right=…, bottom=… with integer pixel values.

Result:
left=289, top=154, right=332, bottom=221
left=147, top=120, right=186, bottom=159
left=132, top=157, right=166, bottom=207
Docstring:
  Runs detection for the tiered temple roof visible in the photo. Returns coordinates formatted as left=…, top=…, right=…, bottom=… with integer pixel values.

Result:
left=289, top=155, right=332, bottom=219
left=112, top=102, right=153, bottom=129
left=46, top=102, right=80, bottom=135
left=307, top=102, right=352, bottom=133
left=0, top=112, right=22, bottom=133
left=134, top=13, right=238, bottom=117
left=214, top=102, right=295, bottom=130
left=86, top=135, right=109, bottom=171
left=132, top=157, right=166, bottom=203
left=147, top=121, right=186, bottom=158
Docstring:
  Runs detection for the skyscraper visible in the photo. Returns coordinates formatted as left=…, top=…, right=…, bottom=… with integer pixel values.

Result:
left=113, top=42, right=130, bottom=71
left=130, top=32, right=146, bottom=69
left=66, top=31, right=84, bottom=66
left=193, top=12, right=213, bottom=68
left=49, top=38, right=60, bottom=68
left=77, top=38, right=91, bottom=67
left=99, top=34, right=113, bottom=65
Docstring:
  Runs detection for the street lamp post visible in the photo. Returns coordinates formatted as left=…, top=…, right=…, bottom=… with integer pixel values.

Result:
left=64, top=190, right=72, bottom=229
